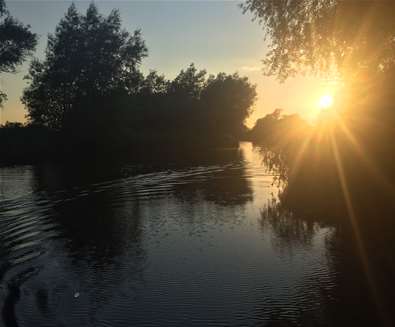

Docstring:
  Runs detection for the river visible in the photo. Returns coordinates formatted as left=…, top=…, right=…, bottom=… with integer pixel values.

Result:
left=0, top=142, right=385, bottom=326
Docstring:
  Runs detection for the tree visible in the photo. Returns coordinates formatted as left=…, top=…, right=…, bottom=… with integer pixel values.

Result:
left=242, top=0, right=395, bottom=80
left=168, top=63, right=207, bottom=98
left=139, top=70, right=169, bottom=95
left=0, top=0, right=36, bottom=106
left=201, top=73, right=257, bottom=138
left=22, top=3, right=147, bottom=129
left=122, top=65, right=257, bottom=147
left=249, top=108, right=282, bottom=143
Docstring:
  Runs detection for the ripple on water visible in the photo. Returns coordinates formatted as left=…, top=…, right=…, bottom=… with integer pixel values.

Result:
left=0, top=144, right=337, bottom=326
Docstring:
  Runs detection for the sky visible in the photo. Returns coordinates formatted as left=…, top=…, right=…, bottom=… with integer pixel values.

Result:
left=1, top=0, right=334, bottom=127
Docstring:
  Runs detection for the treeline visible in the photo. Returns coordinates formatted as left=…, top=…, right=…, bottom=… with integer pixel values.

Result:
left=0, top=3, right=256, bottom=163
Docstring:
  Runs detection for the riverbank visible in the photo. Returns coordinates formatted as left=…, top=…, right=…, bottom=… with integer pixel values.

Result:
left=0, top=123, right=242, bottom=166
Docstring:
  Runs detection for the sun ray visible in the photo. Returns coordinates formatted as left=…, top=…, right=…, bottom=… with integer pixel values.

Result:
left=330, top=131, right=390, bottom=326
left=287, top=131, right=314, bottom=179
left=336, top=117, right=395, bottom=195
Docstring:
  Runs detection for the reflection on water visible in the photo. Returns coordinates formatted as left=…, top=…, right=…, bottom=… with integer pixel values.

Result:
left=0, top=143, right=384, bottom=326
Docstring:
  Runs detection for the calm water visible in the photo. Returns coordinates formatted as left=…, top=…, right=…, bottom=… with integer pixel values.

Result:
left=0, top=143, right=382, bottom=326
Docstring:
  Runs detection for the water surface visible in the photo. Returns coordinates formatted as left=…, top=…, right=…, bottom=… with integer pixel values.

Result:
left=0, top=143, right=355, bottom=326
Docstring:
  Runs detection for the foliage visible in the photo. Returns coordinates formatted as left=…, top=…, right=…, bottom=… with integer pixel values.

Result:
left=16, top=4, right=256, bottom=156
left=250, top=109, right=310, bottom=149
left=22, top=3, right=147, bottom=129
left=201, top=73, right=257, bottom=137
left=0, top=90, right=6, bottom=107
left=249, top=109, right=311, bottom=180
left=139, top=70, right=169, bottom=95
left=62, top=64, right=257, bottom=150
left=242, top=0, right=395, bottom=80
left=168, top=64, right=207, bottom=98
left=0, top=0, right=36, bottom=106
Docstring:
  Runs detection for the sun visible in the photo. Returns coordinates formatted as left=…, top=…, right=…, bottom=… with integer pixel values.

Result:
left=318, top=94, right=334, bottom=109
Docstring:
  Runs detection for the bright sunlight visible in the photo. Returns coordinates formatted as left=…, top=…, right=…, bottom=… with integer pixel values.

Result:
left=318, top=94, right=334, bottom=109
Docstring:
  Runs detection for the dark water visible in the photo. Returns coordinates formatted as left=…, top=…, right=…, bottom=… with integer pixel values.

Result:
left=0, top=143, right=388, bottom=326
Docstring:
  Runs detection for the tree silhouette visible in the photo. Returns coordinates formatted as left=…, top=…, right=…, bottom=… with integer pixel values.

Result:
left=128, top=67, right=257, bottom=149
left=139, top=70, right=169, bottom=96
left=3, top=3, right=257, bottom=159
left=242, top=0, right=395, bottom=80
left=201, top=73, right=257, bottom=139
left=0, top=0, right=36, bottom=106
left=168, top=63, right=207, bottom=98
left=22, top=3, right=147, bottom=129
